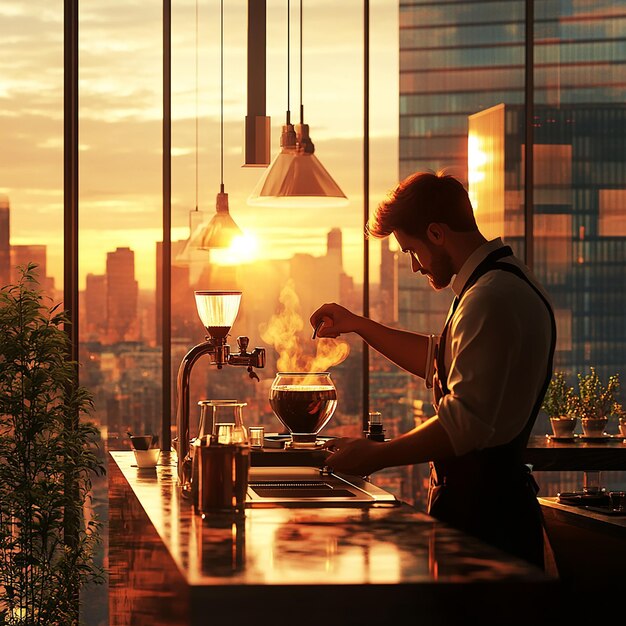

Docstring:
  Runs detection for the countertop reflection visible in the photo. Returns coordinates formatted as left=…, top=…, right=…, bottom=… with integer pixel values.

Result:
left=108, top=451, right=559, bottom=626
left=109, top=450, right=550, bottom=585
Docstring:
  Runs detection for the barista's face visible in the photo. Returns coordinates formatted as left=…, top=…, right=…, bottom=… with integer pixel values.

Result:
left=393, top=227, right=455, bottom=291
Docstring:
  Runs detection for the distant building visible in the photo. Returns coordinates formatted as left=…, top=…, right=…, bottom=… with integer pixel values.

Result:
left=326, top=227, right=343, bottom=270
left=0, top=196, right=9, bottom=287
left=378, top=238, right=398, bottom=325
left=155, top=240, right=195, bottom=345
left=106, top=247, right=138, bottom=343
left=84, top=273, right=108, bottom=340
left=10, top=243, right=55, bottom=295
left=289, top=229, right=346, bottom=323
left=469, top=103, right=626, bottom=391
left=11, top=244, right=46, bottom=281
left=0, top=199, right=55, bottom=294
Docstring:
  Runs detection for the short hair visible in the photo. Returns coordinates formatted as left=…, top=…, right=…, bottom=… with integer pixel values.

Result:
left=366, top=171, right=478, bottom=239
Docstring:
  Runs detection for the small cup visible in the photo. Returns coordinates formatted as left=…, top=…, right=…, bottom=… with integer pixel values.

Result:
left=130, top=434, right=158, bottom=450
left=608, top=491, right=626, bottom=512
left=249, top=426, right=265, bottom=448
left=133, top=448, right=161, bottom=468
left=215, top=423, right=234, bottom=445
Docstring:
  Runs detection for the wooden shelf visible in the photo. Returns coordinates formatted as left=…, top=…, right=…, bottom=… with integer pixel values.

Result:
left=524, top=434, right=626, bottom=471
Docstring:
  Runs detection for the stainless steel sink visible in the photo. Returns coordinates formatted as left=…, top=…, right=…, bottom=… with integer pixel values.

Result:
left=246, top=466, right=400, bottom=508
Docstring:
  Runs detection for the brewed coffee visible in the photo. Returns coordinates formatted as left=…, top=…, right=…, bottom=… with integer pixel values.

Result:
left=270, top=385, right=337, bottom=434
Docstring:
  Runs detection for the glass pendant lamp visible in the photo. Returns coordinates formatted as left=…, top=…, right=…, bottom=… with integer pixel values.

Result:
left=175, top=2, right=206, bottom=266
left=185, top=0, right=243, bottom=252
left=247, top=0, right=348, bottom=208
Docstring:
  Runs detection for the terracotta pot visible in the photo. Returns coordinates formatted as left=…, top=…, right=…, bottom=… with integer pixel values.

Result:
left=550, top=416, right=577, bottom=438
left=581, top=417, right=608, bottom=437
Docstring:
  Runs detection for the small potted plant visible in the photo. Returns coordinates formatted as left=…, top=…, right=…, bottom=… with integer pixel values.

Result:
left=542, top=371, right=577, bottom=438
left=613, top=402, right=626, bottom=439
left=570, top=367, right=620, bottom=438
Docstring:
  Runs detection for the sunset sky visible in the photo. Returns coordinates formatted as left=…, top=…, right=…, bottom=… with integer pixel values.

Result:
left=0, top=0, right=399, bottom=290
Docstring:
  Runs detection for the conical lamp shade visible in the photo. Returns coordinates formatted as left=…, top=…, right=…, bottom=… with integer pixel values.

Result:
left=188, top=192, right=243, bottom=250
left=248, top=122, right=348, bottom=208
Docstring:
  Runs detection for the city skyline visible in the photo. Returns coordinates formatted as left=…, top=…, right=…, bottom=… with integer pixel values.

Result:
left=0, top=0, right=399, bottom=291
left=0, top=197, right=393, bottom=298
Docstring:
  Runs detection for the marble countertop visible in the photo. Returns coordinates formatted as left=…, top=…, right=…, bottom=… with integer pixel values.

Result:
left=109, top=450, right=553, bottom=587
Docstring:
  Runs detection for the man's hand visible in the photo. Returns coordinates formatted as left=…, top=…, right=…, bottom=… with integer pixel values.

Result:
left=321, top=418, right=456, bottom=477
left=310, top=303, right=362, bottom=339
left=321, top=437, right=385, bottom=476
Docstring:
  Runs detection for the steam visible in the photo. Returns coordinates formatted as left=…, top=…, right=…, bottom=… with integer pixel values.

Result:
left=260, top=279, right=350, bottom=372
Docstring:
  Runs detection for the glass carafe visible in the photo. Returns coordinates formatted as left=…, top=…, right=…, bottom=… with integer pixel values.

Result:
left=198, top=399, right=248, bottom=445
left=269, top=372, right=337, bottom=448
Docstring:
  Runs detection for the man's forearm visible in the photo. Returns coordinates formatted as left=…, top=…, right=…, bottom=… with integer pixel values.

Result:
left=373, top=416, right=456, bottom=470
left=353, top=317, right=430, bottom=378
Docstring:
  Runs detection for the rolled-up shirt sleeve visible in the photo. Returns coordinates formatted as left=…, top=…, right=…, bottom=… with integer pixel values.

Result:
left=424, top=333, right=440, bottom=390
left=436, top=284, right=524, bottom=456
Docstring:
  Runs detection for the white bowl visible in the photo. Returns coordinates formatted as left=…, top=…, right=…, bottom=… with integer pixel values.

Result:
left=133, top=448, right=161, bottom=468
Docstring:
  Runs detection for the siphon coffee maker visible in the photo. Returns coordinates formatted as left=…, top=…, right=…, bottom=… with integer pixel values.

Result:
left=269, top=371, right=337, bottom=448
left=174, top=290, right=265, bottom=501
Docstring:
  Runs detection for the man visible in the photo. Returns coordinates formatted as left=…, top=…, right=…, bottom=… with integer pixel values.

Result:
left=310, top=171, right=556, bottom=569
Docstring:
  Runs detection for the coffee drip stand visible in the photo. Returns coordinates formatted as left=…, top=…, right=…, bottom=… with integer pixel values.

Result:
left=174, top=290, right=265, bottom=496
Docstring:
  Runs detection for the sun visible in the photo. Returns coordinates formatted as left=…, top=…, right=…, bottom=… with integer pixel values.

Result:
left=210, top=231, right=260, bottom=266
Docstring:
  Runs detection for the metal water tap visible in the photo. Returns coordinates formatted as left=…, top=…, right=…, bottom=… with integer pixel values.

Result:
left=174, top=334, right=265, bottom=490
left=228, top=336, right=266, bottom=379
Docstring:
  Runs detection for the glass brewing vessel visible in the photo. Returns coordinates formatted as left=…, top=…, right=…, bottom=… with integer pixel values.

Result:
left=269, top=372, right=337, bottom=448
left=194, top=290, right=242, bottom=340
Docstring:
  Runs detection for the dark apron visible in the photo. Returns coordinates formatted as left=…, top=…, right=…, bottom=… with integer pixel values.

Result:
left=427, top=246, right=557, bottom=569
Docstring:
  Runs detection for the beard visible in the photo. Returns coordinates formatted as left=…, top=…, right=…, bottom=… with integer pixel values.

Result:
left=424, top=247, right=455, bottom=290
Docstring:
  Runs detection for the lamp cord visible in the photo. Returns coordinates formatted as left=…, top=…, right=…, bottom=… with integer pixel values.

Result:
left=299, top=0, right=303, bottom=124
left=195, top=0, right=199, bottom=210
left=220, top=0, right=224, bottom=192
left=286, top=0, right=290, bottom=124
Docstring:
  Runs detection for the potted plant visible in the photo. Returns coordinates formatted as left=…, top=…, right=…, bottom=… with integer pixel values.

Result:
left=613, top=402, right=626, bottom=439
left=0, top=264, right=105, bottom=625
left=542, top=371, right=577, bottom=438
left=569, top=367, right=620, bottom=438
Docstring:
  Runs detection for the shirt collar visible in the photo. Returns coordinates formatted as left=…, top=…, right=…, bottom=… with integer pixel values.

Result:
left=451, top=237, right=506, bottom=297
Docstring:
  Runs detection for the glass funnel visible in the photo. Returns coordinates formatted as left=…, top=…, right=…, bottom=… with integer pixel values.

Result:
left=269, top=372, right=337, bottom=448
left=194, top=290, right=242, bottom=340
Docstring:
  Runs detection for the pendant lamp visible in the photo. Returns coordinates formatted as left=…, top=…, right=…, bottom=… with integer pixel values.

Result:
left=175, top=1, right=206, bottom=266
left=187, top=0, right=242, bottom=251
left=247, top=0, right=348, bottom=208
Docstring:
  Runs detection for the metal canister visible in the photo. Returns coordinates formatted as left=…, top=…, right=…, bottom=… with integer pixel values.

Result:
left=197, top=442, right=250, bottom=515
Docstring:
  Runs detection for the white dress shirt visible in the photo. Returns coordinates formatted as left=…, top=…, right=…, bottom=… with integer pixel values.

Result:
left=425, top=238, right=554, bottom=456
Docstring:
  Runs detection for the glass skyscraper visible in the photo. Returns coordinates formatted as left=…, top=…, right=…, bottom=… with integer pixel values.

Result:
left=398, top=0, right=626, bottom=498
left=399, top=0, right=626, bottom=386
